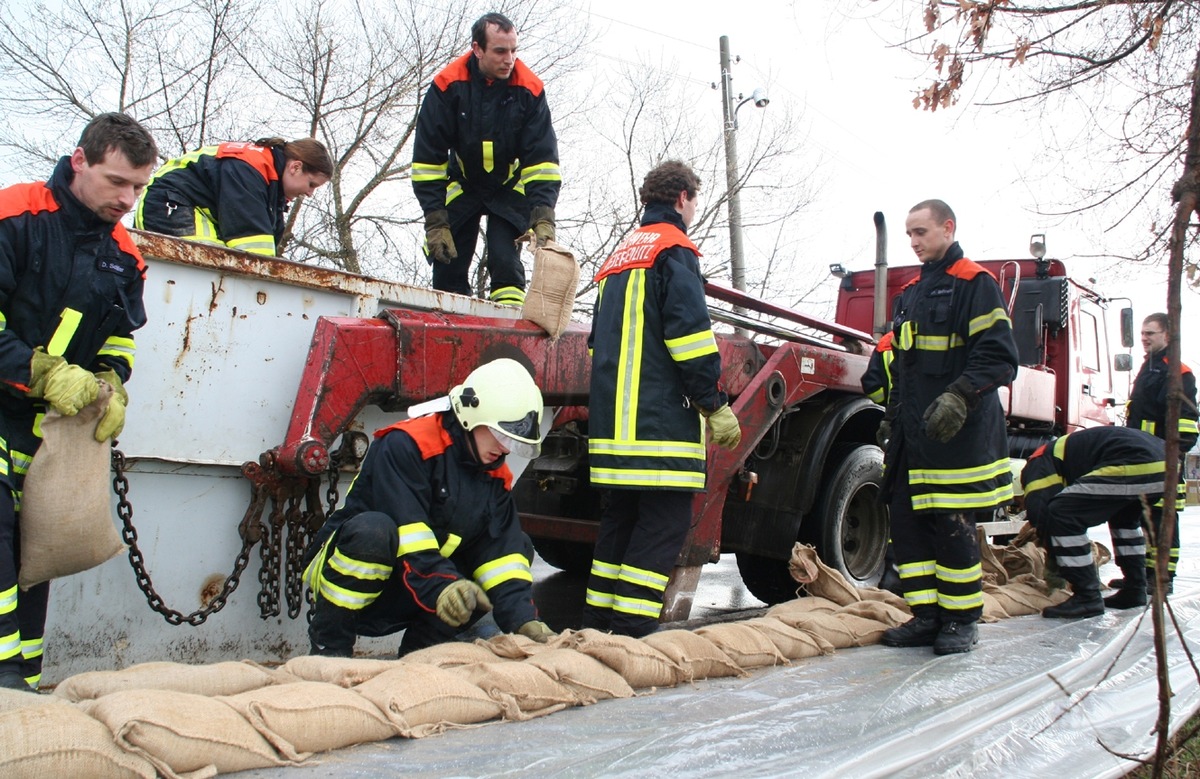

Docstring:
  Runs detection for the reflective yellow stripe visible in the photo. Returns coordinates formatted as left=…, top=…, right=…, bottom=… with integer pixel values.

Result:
left=227, top=234, right=276, bottom=256
left=1141, top=420, right=1158, bottom=435
left=612, top=594, right=662, bottom=618
left=868, top=387, right=886, bottom=403
left=589, top=560, right=619, bottom=580
left=1024, top=473, right=1064, bottom=497
left=0, top=630, right=19, bottom=661
left=315, top=578, right=377, bottom=610
left=489, top=286, right=526, bottom=306
left=909, top=458, right=1011, bottom=485
left=898, top=561, right=936, bottom=578
left=897, top=320, right=916, bottom=351
left=518, top=162, right=562, bottom=185
left=445, top=181, right=463, bottom=205
left=589, top=467, right=707, bottom=489
left=914, top=333, right=965, bottom=351
left=412, top=161, right=448, bottom=182
left=397, top=522, right=439, bottom=556
left=585, top=588, right=615, bottom=609
left=482, top=141, right=494, bottom=173
left=0, top=584, right=16, bottom=615
left=616, top=270, right=647, bottom=440
left=904, top=589, right=938, bottom=606
left=98, top=335, right=136, bottom=369
left=1084, top=462, right=1165, bottom=479
left=617, top=564, right=670, bottom=592
left=47, top=308, right=83, bottom=356
left=329, top=550, right=391, bottom=581
left=588, top=438, right=706, bottom=459
left=910, top=483, right=1014, bottom=511
left=474, top=553, right=533, bottom=591
left=20, top=637, right=43, bottom=660
left=936, top=562, right=982, bottom=583
left=968, top=307, right=1011, bottom=336
left=440, top=533, right=461, bottom=557
left=1181, top=419, right=1199, bottom=434
left=664, top=330, right=719, bottom=361
left=939, top=591, right=985, bottom=610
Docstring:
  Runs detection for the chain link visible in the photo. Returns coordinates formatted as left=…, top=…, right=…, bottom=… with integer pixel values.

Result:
left=113, top=449, right=258, bottom=626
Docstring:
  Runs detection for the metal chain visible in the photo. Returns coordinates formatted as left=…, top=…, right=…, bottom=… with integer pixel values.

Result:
left=326, top=462, right=341, bottom=518
left=257, top=493, right=285, bottom=618
left=113, top=449, right=259, bottom=626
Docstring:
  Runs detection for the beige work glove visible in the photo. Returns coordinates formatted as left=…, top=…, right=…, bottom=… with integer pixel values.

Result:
left=94, top=369, right=128, bottom=442
left=703, top=404, right=742, bottom=450
left=436, top=579, right=492, bottom=627
left=528, top=205, right=555, bottom=247
left=28, top=348, right=100, bottom=416
left=424, top=209, right=457, bottom=264
left=517, top=620, right=556, bottom=643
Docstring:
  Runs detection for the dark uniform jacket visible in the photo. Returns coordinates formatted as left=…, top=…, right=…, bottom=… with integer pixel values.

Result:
left=1127, top=347, right=1199, bottom=454
left=136, top=143, right=287, bottom=256
left=1021, top=426, right=1165, bottom=530
left=0, top=156, right=145, bottom=478
left=890, top=242, right=1018, bottom=512
left=862, top=330, right=895, bottom=405
left=587, top=204, right=726, bottom=491
left=306, top=412, right=537, bottom=632
left=411, top=52, right=561, bottom=231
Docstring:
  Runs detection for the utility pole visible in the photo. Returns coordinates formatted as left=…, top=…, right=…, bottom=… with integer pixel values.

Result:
left=719, top=35, right=746, bottom=293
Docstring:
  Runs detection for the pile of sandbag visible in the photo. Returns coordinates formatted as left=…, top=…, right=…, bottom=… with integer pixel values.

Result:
left=0, top=536, right=1076, bottom=777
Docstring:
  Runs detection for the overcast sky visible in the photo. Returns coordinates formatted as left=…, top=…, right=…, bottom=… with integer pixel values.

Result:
left=569, top=0, right=1196, bottom=369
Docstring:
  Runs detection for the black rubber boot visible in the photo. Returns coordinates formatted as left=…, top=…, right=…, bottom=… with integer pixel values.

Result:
left=308, top=597, right=358, bottom=657
left=0, top=665, right=35, bottom=693
left=933, top=621, right=978, bottom=655
left=881, top=614, right=941, bottom=647
left=1104, top=562, right=1147, bottom=609
left=1042, top=589, right=1104, bottom=618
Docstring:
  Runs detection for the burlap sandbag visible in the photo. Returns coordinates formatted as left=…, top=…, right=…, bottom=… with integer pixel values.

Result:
left=765, top=597, right=841, bottom=625
left=403, top=641, right=504, bottom=668
left=452, top=661, right=575, bottom=720
left=559, top=628, right=682, bottom=689
left=19, top=385, right=124, bottom=589
left=985, top=575, right=1069, bottom=618
left=741, top=617, right=835, bottom=660
left=695, top=623, right=789, bottom=670
left=521, top=239, right=579, bottom=339
left=837, top=600, right=911, bottom=628
left=0, top=697, right=157, bottom=779
left=772, top=610, right=887, bottom=649
left=643, top=629, right=745, bottom=683
left=82, top=688, right=292, bottom=779
left=524, top=647, right=636, bottom=704
left=482, top=633, right=557, bottom=660
left=856, top=587, right=910, bottom=611
left=788, top=544, right=861, bottom=605
left=54, top=660, right=276, bottom=702
left=280, top=655, right=398, bottom=688
left=220, top=681, right=397, bottom=761
left=352, top=663, right=504, bottom=738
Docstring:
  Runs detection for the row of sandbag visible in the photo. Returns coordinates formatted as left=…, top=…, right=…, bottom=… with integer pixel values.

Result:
left=0, top=541, right=1073, bottom=779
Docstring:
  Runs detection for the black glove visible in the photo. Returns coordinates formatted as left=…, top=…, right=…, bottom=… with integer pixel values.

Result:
left=529, top=205, right=555, bottom=247
left=876, top=404, right=898, bottom=448
left=424, top=210, right=457, bottom=264
left=922, top=378, right=977, bottom=443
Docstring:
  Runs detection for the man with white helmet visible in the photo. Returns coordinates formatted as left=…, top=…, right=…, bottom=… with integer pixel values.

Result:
left=303, top=357, right=555, bottom=656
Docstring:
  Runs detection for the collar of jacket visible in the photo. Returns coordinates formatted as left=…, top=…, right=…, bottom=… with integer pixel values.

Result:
left=641, top=202, right=688, bottom=233
left=919, top=241, right=964, bottom=279
left=47, top=155, right=111, bottom=233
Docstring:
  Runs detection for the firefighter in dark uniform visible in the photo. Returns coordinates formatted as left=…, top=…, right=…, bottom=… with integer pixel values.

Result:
left=880, top=199, right=1019, bottom=655
left=862, top=331, right=903, bottom=594
left=1021, top=426, right=1163, bottom=616
left=412, top=12, right=562, bottom=306
left=0, top=113, right=157, bottom=691
left=135, top=137, right=332, bottom=256
left=581, top=160, right=741, bottom=638
left=1122, top=311, right=1197, bottom=592
left=304, top=358, right=555, bottom=656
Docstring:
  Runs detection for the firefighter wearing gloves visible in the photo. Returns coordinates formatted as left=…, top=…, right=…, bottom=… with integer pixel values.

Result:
left=304, top=358, right=554, bottom=657
left=1022, top=426, right=1163, bottom=617
left=880, top=200, right=1018, bottom=656
left=583, top=160, right=739, bottom=638
left=0, top=113, right=157, bottom=691
left=411, top=12, right=561, bottom=306
left=1121, top=312, right=1197, bottom=593
left=136, top=137, right=332, bottom=256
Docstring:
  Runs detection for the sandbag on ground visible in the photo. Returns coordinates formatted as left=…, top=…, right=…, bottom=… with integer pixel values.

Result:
left=742, top=616, right=836, bottom=660
left=220, top=681, right=397, bottom=761
left=524, top=648, right=636, bottom=704
left=404, top=641, right=507, bottom=668
left=695, top=622, right=789, bottom=669
left=560, top=628, right=683, bottom=689
left=643, top=629, right=744, bottom=683
left=353, top=663, right=505, bottom=738
left=280, top=656, right=399, bottom=688
left=82, top=688, right=294, bottom=779
left=54, top=659, right=278, bottom=702
left=0, top=693, right=157, bottom=779
left=452, top=661, right=576, bottom=719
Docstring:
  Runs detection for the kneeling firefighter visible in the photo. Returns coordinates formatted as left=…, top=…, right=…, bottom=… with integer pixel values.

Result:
left=303, top=357, right=556, bottom=656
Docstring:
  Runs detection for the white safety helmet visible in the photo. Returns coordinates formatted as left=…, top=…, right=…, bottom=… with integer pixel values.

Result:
left=1009, top=457, right=1027, bottom=497
left=449, top=358, right=545, bottom=459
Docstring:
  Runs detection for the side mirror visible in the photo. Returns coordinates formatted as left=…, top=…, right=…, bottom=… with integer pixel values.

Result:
left=1120, top=307, right=1134, bottom=349
left=1114, top=353, right=1133, bottom=372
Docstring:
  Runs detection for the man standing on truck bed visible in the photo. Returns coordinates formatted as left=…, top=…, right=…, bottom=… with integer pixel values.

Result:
left=412, top=12, right=562, bottom=306
left=1122, top=312, right=1198, bottom=594
left=0, top=113, right=158, bottom=691
left=880, top=199, right=1018, bottom=655
left=303, top=358, right=556, bottom=656
left=582, top=160, right=741, bottom=638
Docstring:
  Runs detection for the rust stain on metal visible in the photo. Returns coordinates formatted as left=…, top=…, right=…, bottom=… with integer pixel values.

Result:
left=209, top=276, right=226, bottom=313
left=175, top=305, right=200, bottom=369
left=199, top=574, right=226, bottom=607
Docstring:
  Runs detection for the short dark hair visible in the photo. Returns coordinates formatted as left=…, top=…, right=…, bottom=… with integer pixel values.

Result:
left=639, top=160, right=701, bottom=207
left=1144, top=312, right=1169, bottom=332
left=910, top=198, right=956, bottom=226
left=77, top=113, right=157, bottom=168
left=472, top=12, right=515, bottom=49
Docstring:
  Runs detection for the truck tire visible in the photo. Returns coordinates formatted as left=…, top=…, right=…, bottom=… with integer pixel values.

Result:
left=814, top=443, right=888, bottom=588
left=532, top=537, right=594, bottom=575
left=735, top=443, right=889, bottom=604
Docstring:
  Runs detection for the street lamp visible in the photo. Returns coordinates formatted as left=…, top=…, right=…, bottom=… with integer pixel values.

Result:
left=719, top=35, right=768, bottom=293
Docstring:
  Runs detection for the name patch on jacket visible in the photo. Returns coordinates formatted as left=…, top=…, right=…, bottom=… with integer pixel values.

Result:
left=595, top=224, right=700, bottom=282
left=97, top=256, right=132, bottom=275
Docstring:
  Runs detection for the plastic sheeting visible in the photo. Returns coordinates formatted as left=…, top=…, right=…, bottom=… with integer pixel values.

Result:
left=237, top=509, right=1200, bottom=778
